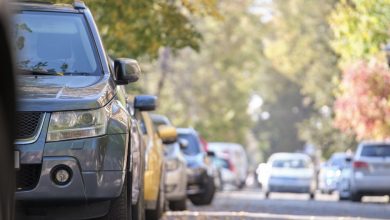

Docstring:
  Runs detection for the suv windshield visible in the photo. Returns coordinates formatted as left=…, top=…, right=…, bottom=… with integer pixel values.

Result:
left=361, top=144, right=390, bottom=157
left=14, top=12, right=100, bottom=75
left=179, top=133, right=201, bottom=156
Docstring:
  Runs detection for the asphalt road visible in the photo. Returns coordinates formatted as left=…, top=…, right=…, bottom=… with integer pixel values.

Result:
left=163, top=188, right=390, bottom=220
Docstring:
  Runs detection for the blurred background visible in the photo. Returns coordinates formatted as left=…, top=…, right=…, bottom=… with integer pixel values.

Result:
left=53, top=0, right=390, bottom=171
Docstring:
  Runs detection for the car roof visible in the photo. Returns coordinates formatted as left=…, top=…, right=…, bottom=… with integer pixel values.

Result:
left=12, top=2, right=81, bottom=13
left=177, top=128, right=196, bottom=134
left=150, top=114, right=171, bottom=125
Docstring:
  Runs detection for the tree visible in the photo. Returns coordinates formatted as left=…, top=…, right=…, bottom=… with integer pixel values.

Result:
left=329, top=0, right=390, bottom=65
left=334, top=59, right=390, bottom=140
left=54, top=0, right=219, bottom=58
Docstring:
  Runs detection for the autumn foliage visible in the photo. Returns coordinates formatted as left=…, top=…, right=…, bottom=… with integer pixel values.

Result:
left=334, top=60, right=390, bottom=140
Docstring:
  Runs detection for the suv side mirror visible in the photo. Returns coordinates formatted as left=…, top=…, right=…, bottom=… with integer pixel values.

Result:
left=114, top=58, right=141, bottom=85
left=207, top=151, right=216, bottom=157
left=178, top=138, right=189, bottom=149
left=158, top=125, right=177, bottom=144
left=134, top=95, right=157, bottom=111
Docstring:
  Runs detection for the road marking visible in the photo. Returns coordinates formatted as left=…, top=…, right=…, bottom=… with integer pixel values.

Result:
left=164, top=211, right=387, bottom=220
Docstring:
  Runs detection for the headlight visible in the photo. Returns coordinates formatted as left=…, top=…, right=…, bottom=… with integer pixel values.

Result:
left=165, top=159, right=180, bottom=171
left=47, top=108, right=108, bottom=142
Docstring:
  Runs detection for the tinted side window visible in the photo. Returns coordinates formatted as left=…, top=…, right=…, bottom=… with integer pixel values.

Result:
left=361, top=144, right=390, bottom=157
left=179, top=133, right=201, bottom=156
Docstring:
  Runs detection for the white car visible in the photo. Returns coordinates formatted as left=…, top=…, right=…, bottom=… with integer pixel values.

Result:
left=208, top=142, right=248, bottom=189
left=151, top=114, right=188, bottom=210
left=263, top=152, right=316, bottom=199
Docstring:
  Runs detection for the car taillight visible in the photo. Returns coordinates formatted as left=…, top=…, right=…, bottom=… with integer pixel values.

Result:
left=353, top=161, right=369, bottom=169
left=229, top=161, right=236, bottom=172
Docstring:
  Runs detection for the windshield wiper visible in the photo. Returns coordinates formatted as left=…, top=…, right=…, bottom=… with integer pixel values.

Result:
left=19, top=69, right=63, bottom=76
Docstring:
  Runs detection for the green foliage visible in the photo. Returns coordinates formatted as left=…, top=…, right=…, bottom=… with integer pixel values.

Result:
left=142, top=0, right=264, bottom=144
left=329, top=0, right=390, bottom=65
left=53, top=0, right=219, bottom=58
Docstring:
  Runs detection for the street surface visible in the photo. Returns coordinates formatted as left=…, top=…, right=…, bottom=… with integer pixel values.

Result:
left=163, top=188, right=390, bottom=220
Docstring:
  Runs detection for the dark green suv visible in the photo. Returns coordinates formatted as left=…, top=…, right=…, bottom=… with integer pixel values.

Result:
left=13, top=2, right=152, bottom=219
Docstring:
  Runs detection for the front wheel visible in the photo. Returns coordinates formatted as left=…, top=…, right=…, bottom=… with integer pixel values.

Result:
left=189, top=175, right=216, bottom=206
left=350, top=192, right=362, bottom=202
left=100, top=176, right=131, bottom=220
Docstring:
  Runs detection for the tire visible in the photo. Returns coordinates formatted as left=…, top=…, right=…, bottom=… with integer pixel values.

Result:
left=189, top=175, right=216, bottom=206
left=350, top=192, right=362, bottom=202
left=131, top=174, right=145, bottom=220
left=100, top=176, right=130, bottom=220
left=309, top=192, right=315, bottom=200
left=169, top=198, right=187, bottom=211
left=131, top=146, right=145, bottom=220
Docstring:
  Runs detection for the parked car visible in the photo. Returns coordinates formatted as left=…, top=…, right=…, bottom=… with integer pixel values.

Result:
left=199, top=137, right=223, bottom=191
left=349, top=141, right=390, bottom=202
left=318, top=152, right=350, bottom=194
left=135, top=111, right=165, bottom=219
left=337, top=157, right=353, bottom=201
left=208, top=142, right=248, bottom=189
left=256, top=162, right=268, bottom=188
left=263, top=153, right=316, bottom=199
left=177, top=128, right=216, bottom=205
left=211, top=155, right=236, bottom=190
left=12, top=2, right=148, bottom=219
left=151, top=114, right=188, bottom=211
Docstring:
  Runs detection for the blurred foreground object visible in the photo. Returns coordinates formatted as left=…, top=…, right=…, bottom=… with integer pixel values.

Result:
left=0, top=0, right=17, bottom=219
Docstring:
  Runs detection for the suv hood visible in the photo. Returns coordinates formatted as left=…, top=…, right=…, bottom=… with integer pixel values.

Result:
left=17, top=75, right=115, bottom=112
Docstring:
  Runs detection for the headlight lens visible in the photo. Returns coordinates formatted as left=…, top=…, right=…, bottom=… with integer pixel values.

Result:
left=47, top=108, right=107, bottom=142
left=165, top=159, right=180, bottom=171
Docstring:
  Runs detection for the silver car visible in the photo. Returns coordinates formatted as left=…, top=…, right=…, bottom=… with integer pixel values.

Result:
left=350, top=141, right=390, bottom=202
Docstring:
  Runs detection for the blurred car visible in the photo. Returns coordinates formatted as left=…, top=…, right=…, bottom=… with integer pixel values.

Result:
left=263, top=153, right=316, bottom=199
left=151, top=114, right=188, bottom=211
left=136, top=111, right=166, bottom=219
left=199, top=137, right=223, bottom=191
left=256, top=162, right=268, bottom=188
left=12, top=2, right=146, bottom=220
left=211, top=155, right=236, bottom=189
left=337, top=157, right=353, bottom=200
left=318, top=152, right=350, bottom=194
left=349, top=141, right=390, bottom=202
left=178, top=128, right=216, bottom=205
left=208, top=142, right=249, bottom=189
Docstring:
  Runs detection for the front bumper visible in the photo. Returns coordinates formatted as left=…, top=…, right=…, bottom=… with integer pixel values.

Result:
left=165, top=164, right=187, bottom=201
left=15, top=156, right=125, bottom=201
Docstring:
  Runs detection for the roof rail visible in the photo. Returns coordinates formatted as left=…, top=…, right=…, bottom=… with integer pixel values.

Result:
left=73, top=0, right=85, bottom=9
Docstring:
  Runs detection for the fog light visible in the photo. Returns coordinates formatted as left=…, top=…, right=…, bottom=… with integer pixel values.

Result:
left=51, top=165, right=72, bottom=186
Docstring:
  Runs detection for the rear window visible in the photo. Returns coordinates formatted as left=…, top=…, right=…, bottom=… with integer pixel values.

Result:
left=361, top=144, right=390, bottom=157
left=14, top=11, right=100, bottom=75
left=179, top=133, right=201, bottom=156
left=272, top=159, right=309, bottom=168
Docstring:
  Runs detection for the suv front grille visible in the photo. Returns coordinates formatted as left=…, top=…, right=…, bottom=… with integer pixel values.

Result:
left=16, top=164, right=42, bottom=191
left=15, top=112, right=44, bottom=140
